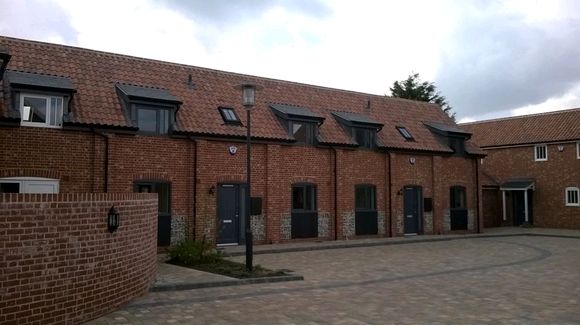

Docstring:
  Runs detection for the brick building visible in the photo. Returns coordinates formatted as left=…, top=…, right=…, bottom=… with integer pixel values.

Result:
left=461, top=109, right=580, bottom=229
left=0, top=36, right=485, bottom=246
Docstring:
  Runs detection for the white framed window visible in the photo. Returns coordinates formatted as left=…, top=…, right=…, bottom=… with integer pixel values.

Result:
left=566, top=187, right=579, bottom=206
left=534, top=144, right=548, bottom=161
left=20, top=93, right=64, bottom=128
left=0, top=177, right=60, bottom=194
left=576, top=142, right=580, bottom=159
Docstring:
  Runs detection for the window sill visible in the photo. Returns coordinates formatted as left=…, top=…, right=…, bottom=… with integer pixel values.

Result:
left=20, top=123, right=62, bottom=129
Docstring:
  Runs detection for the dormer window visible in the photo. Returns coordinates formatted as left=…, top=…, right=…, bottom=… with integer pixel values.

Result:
left=354, top=128, right=376, bottom=149
left=270, top=103, right=324, bottom=145
left=396, top=126, right=414, bottom=141
left=116, top=83, right=181, bottom=136
left=6, top=71, right=75, bottom=129
left=424, top=121, right=471, bottom=156
left=20, top=93, right=63, bottom=128
left=290, top=121, right=316, bottom=144
left=449, top=137, right=466, bottom=155
left=218, top=106, right=242, bottom=125
left=332, top=111, right=383, bottom=150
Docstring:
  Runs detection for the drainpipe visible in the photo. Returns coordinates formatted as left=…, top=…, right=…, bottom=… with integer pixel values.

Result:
left=475, top=158, right=481, bottom=233
left=190, top=137, right=198, bottom=241
left=387, top=152, right=393, bottom=237
left=93, top=130, right=109, bottom=192
left=332, top=147, right=338, bottom=240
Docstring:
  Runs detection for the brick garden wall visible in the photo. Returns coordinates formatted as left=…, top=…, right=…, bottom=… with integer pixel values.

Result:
left=0, top=193, right=158, bottom=324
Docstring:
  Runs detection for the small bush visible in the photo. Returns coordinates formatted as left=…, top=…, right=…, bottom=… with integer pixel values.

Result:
left=168, top=237, right=223, bottom=266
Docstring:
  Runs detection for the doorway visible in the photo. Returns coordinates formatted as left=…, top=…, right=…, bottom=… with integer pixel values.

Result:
left=135, top=181, right=171, bottom=246
left=217, top=183, right=246, bottom=245
left=404, top=186, right=422, bottom=234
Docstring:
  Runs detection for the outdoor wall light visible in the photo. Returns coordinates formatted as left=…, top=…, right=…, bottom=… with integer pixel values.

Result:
left=209, top=185, right=216, bottom=195
left=107, top=205, right=120, bottom=233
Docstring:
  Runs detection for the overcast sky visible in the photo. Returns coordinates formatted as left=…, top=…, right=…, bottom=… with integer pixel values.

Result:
left=1, top=0, right=579, bottom=122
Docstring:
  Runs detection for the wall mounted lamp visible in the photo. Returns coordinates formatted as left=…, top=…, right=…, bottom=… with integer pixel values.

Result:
left=209, top=185, right=216, bottom=195
left=107, top=205, right=120, bottom=233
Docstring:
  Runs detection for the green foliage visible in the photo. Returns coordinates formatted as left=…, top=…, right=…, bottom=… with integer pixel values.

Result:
left=389, top=73, right=456, bottom=121
left=168, top=237, right=223, bottom=266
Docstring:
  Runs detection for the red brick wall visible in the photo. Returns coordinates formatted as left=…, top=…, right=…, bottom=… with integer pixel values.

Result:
left=482, top=188, right=502, bottom=227
left=0, top=193, right=158, bottom=324
left=1, top=127, right=483, bottom=245
left=107, top=134, right=194, bottom=236
left=481, top=142, right=580, bottom=229
left=0, top=127, right=105, bottom=192
left=336, top=149, right=387, bottom=238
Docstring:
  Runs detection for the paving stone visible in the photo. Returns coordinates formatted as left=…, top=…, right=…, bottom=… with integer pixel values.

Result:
left=90, top=232, right=580, bottom=324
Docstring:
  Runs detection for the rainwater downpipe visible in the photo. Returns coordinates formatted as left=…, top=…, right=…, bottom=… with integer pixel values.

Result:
left=93, top=130, right=109, bottom=193
left=387, top=152, right=393, bottom=237
left=190, top=137, right=198, bottom=240
left=333, top=146, right=338, bottom=240
left=475, top=158, right=481, bottom=234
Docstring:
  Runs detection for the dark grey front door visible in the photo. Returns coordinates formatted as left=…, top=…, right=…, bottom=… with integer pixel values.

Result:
left=135, top=182, right=171, bottom=246
left=513, top=190, right=533, bottom=226
left=217, top=184, right=241, bottom=244
left=404, top=186, right=421, bottom=234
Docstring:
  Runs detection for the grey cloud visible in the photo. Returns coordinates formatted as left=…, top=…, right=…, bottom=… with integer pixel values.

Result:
left=435, top=2, right=580, bottom=118
left=159, top=0, right=331, bottom=25
left=0, top=0, right=77, bottom=44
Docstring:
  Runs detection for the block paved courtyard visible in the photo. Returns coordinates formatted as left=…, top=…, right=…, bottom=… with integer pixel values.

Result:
left=91, top=235, right=580, bottom=324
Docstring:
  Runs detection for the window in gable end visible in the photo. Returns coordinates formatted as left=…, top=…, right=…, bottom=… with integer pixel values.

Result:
left=218, top=106, right=241, bottom=125
left=534, top=144, right=548, bottom=161
left=396, top=126, right=414, bottom=141
left=19, top=93, right=64, bottom=128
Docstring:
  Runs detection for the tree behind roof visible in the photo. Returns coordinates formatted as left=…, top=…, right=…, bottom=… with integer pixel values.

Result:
left=389, top=73, right=456, bottom=121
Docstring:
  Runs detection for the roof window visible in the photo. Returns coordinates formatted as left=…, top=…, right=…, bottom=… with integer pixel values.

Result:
left=396, top=126, right=414, bottom=141
left=218, top=107, right=242, bottom=125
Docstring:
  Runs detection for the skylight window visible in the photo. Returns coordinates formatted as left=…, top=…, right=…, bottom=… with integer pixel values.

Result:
left=396, top=126, right=414, bottom=141
left=219, top=107, right=241, bottom=125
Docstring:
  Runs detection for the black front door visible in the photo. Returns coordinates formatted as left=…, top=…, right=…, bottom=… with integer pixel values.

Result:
left=135, top=182, right=171, bottom=246
left=404, top=186, right=422, bottom=234
left=291, top=183, right=318, bottom=238
left=513, top=190, right=533, bottom=226
left=450, top=186, right=468, bottom=230
left=355, top=184, right=378, bottom=235
left=217, top=184, right=243, bottom=245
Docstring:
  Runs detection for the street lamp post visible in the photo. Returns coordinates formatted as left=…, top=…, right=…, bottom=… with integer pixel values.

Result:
left=239, top=83, right=259, bottom=272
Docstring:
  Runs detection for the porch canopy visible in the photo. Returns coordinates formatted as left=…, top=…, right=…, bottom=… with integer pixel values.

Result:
left=500, top=179, right=535, bottom=223
left=500, top=179, right=535, bottom=191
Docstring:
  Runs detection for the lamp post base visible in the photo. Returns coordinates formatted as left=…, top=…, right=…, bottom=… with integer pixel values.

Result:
left=245, top=231, right=253, bottom=271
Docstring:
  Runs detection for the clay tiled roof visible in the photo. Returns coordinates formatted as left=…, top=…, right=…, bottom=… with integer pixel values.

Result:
left=0, top=36, right=482, bottom=154
left=460, top=108, right=580, bottom=147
